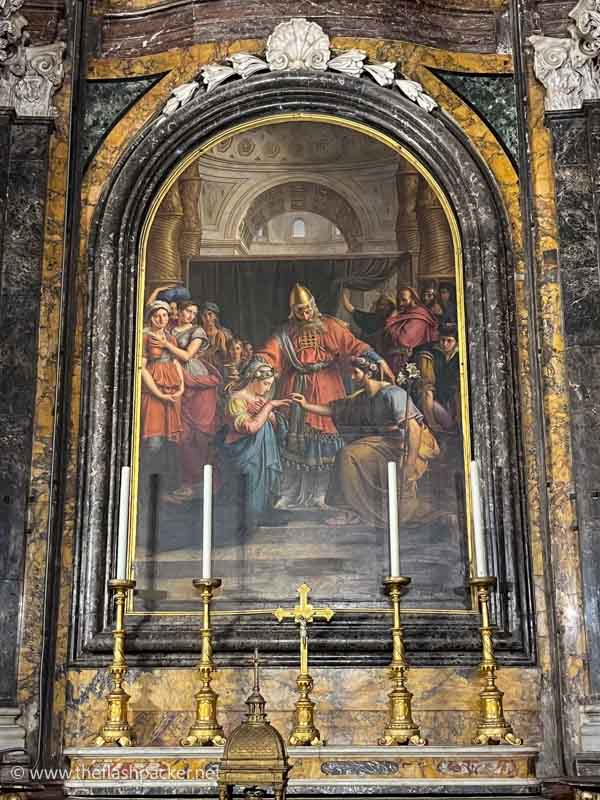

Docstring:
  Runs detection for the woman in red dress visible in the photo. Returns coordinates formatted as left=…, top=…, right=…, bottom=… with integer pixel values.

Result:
left=155, top=301, right=223, bottom=499
left=141, top=301, right=185, bottom=490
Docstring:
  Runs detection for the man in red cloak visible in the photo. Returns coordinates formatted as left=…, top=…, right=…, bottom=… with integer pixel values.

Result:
left=256, top=283, right=394, bottom=508
left=384, top=286, right=439, bottom=375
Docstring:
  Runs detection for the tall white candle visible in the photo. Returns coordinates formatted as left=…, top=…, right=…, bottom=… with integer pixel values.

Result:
left=387, top=461, right=400, bottom=577
left=116, top=466, right=131, bottom=580
left=202, top=464, right=213, bottom=580
left=470, top=460, right=488, bottom=577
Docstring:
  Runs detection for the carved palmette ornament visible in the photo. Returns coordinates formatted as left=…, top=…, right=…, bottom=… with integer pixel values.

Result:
left=327, top=48, right=366, bottom=78
left=161, top=18, right=438, bottom=119
left=163, top=80, right=200, bottom=115
left=266, top=17, right=330, bottom=71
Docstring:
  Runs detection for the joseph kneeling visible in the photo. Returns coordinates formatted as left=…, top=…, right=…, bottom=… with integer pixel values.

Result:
left=291, top=356, right=439, bottom=527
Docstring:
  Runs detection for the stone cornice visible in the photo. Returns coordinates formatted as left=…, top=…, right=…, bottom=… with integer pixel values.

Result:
left=95, top=0, right=508, bottom=59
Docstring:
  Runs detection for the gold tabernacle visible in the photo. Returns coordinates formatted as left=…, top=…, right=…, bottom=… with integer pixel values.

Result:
left=218, top=649, right=291, bottom=800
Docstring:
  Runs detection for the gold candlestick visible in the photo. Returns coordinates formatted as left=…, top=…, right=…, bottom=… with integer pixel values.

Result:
left=274, top=583, right=334, bottom=746
left=471, top=576, right=523, bottom=745
left=378, top=576, right=426, bottom=746
left=181, top=577, right=226, bottom=746
left=95, top=578, right=137, bottom=746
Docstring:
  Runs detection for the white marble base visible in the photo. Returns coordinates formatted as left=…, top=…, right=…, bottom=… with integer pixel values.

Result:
left=0, top=707, right=26, bottom=759
left=63, top=745, right=541, bottom=796
left=581, top=705, right=600, bottom=751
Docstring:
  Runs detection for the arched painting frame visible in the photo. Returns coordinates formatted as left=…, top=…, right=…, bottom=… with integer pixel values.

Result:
left=71, top=72, right=534, bottom=667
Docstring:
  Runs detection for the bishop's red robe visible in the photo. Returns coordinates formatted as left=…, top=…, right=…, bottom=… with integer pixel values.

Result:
left=256, top=316, right=371, bottom=435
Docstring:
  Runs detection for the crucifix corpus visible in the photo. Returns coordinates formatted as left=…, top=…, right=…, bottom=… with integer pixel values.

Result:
left=273, top=583, right=334, bottom=746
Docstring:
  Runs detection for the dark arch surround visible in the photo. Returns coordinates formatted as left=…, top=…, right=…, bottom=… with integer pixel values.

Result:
left=72, top=72, right=534, bottom=667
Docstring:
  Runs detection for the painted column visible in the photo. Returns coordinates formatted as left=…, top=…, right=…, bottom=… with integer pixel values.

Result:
left=416, top=178, right=453, bottom=284
left=395, top=165, right=420, bottom=286
left=145, top=183, right=185, bottom=293
left=178, top=163, right=203, bottom=272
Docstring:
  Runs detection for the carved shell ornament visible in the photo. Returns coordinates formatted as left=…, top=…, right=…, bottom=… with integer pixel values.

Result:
left=160, top=18, right=438, bottom=119
left=266, top=17, right=330, bottom=71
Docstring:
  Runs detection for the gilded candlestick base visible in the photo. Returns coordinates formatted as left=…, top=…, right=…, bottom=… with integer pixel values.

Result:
left=470, top=576, right=523, bottom=747
left=288, top=673, right=325, bottom=746
left=472, top=679, right=523, bottom=746
left=95, top=579, right=136, bottom=747
left=379, top=675, right=427, bottom=746
left=95, top=687, right=136, bottom=747
left=379, top=577, right=427, bottom=747
left=180, top=683, right=226, bottom=746
left=182, top=578, right=226, bottom=747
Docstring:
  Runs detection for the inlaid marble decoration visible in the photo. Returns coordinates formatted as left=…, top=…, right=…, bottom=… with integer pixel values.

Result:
left=81, top=75, right=164, bottom=166
left=433, top=72, right=519, bottom=165
left=130, top=118, right=475, bottom=614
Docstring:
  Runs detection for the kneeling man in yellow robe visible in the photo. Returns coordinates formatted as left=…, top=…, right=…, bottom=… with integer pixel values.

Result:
left=291, top=355, right=439, bottom=527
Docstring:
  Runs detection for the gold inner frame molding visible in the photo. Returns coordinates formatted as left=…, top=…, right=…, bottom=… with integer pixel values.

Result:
left=128, top=112, right=475, bottom=618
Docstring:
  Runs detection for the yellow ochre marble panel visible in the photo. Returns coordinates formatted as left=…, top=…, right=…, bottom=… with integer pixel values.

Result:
left=64, top=665, right=542, bottom=748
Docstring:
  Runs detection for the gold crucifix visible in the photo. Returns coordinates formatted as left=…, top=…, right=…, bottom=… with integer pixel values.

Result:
left=273, top=583, right=334, bottom=746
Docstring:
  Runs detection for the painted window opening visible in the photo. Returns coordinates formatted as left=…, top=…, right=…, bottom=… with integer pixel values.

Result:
left=292, top=218, right=306, bottom=238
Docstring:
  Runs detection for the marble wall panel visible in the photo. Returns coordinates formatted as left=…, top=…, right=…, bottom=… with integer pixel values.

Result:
left=434, top=72, right=519, bottom=164
left=14, top=71, right=73, bottom=759
left=81, top=75, right=164, bottom=166
left=20, top=0, right=65, bottom=46
left=0, top=111, right=11, bottom=261
left=0, top=118, right=53, bottom=708
left=547, top=107, right=600, bottom=702
left=93, top=2, right=506, bottom=60
left=520, top=70, right=588, bottom=771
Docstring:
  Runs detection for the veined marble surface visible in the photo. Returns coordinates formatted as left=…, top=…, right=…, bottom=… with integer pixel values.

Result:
left=65, top=744, right=539, bottom=756
left=64, top=744, right=539, bottom=792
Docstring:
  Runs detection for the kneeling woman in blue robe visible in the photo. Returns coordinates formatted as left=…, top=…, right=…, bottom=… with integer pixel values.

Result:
left=221, top=359, right=291, bottom=523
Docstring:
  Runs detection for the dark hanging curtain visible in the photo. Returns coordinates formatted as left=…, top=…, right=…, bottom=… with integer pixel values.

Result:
left=188, top=255, right=407, bottom=347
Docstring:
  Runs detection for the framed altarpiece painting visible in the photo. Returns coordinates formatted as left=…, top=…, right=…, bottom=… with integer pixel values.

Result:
left=71, top=70, right=535, bottom=668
